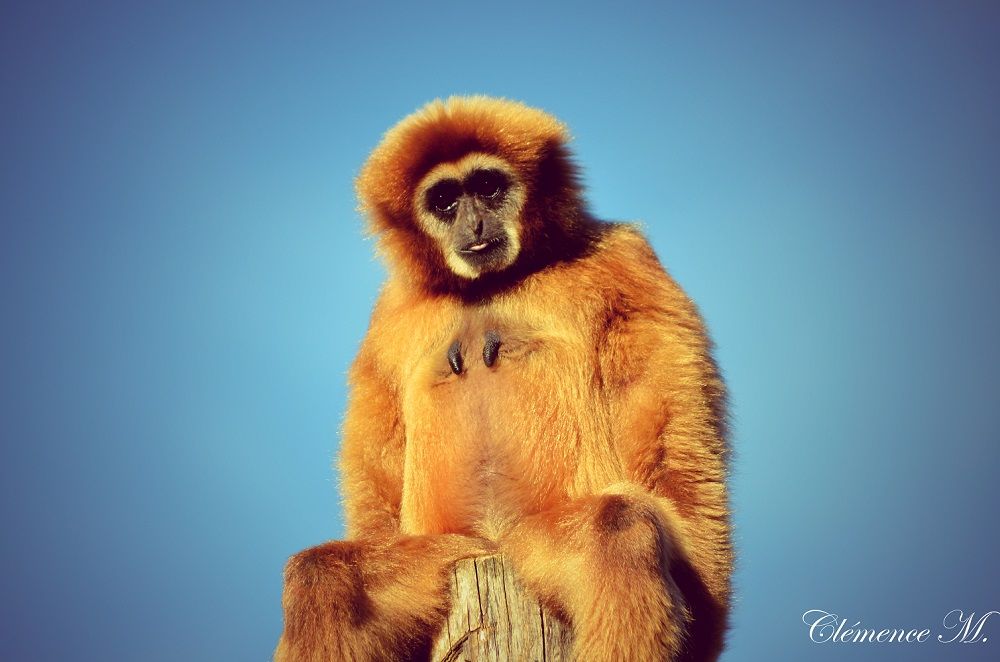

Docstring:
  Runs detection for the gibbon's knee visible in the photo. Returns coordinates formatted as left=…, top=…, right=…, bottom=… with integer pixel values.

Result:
left=282, top=541, right=370, bottom=626
left=593, top=493, right=666, bottom=571
left=287, top=539, right=358, bottom=571
left=284, top=540, right=359, bottom=587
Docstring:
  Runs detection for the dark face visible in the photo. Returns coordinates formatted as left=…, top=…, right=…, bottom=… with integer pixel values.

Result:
left=423, top=168, right=515, bottom=274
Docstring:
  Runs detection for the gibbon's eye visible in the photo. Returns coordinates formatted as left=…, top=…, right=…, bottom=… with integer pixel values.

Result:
left=466, top=169, right=507, bottom=200
left=426, top=179, right=462, bottom=216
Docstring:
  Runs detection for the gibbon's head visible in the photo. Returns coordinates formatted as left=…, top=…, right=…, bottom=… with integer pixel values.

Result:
left=356, top=96, right=593, bottom=295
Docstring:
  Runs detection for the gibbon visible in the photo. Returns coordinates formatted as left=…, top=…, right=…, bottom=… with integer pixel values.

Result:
left=275, top=96, right=732, bottom=661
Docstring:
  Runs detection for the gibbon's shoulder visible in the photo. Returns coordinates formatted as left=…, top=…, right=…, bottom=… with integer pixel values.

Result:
left=578, top=221, right=675, bottom=293
left=593, top=222, right=661, bottom=267
left=582, top=222, right=706, bottom=325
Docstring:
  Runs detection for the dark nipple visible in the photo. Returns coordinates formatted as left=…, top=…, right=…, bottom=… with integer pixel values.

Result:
left=483, top=330, right=501, bottom=368
left=447, top=340, right=463, bottom=375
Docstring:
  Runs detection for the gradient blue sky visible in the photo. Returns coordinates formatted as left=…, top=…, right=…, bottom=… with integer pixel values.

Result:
left=1, top=2, right=998, bottom=660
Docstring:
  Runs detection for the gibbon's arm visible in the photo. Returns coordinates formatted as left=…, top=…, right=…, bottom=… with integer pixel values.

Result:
left=606, top=264, right=732, bottom=605
left=338, top=339, right=406, bottom=541
left=277, top=325, right=490, bottom=662
left=586, top=228, right=732, bottom=589
left=500, top=247, right=731, bottom=660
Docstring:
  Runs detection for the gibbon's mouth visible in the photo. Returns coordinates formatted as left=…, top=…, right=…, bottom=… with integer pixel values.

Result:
left=458, top=235, right=506, bottom=256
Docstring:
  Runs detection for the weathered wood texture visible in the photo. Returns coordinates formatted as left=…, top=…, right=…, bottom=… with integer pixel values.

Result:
left=431, top=554, right=573, bottom=662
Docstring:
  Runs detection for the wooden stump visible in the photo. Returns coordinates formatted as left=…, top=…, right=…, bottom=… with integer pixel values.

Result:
left=431, top=554, right=573, bottom=661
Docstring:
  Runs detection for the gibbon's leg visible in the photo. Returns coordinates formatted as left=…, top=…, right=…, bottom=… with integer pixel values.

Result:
left=275, top=534, right=487, bottom=662
left=501, top=486, right=725, bottom=662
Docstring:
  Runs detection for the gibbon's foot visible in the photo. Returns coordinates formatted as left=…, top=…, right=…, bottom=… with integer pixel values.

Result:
left=483, top=329, right=501, bottom=367
left=447, top=339, right=463, bottom=375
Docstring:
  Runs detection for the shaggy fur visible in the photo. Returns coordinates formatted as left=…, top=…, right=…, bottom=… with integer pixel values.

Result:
left=275, top=96, right=732, bottom=661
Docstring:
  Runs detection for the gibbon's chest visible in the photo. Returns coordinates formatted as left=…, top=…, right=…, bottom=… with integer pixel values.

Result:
left=402, top=310, right=568, bottom=444
left=421, top=315, right=548, bottom=396
left=395, top=304, right=621, bottom=537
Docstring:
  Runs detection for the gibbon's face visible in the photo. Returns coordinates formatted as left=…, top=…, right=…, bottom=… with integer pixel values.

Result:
left=413, top=153, right=526, bottom=280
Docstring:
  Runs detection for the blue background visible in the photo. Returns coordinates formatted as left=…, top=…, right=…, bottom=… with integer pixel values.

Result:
left=1, top=2, right=998, bottom=660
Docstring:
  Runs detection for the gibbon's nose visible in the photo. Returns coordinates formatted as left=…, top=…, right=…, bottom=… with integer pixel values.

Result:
left=457, top=196, right=484, bottom=240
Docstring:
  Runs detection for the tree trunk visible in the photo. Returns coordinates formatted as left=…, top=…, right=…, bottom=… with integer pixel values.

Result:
left=431, top=554, right=573, bottom=661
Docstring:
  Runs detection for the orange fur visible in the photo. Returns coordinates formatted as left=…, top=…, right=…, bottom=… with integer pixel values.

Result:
left=276, top=96, right=732, bottom=661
